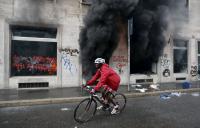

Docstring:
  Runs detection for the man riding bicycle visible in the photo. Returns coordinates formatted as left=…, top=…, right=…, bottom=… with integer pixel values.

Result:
left=86, top=58, right=121, bottom=114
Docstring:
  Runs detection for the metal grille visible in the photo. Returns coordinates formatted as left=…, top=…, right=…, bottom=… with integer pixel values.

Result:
left=136, top=79, right=153, bottom=83
left=18, top=82, right=49, bottom=88
left=176, top=78, right=186, bottom=80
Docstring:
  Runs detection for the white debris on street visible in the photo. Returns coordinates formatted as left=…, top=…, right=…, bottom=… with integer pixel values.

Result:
left=131, top=84, right=142, bottom=88
left=160, top=92, right=182, bottom=100
left=135, top=88, right=148, bottom=93
left=170, top=92, right=182, bottom=97
left=61, top=108, right=71, bottom=111
left=191, top=93, right=199, bottom=97
left=149, top=84, right=160, bottom=90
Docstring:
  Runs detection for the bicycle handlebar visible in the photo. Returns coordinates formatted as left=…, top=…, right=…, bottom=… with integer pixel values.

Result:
left=82, top=85, right=91, bottom=89
left=82, top=85, right=95, bottom=94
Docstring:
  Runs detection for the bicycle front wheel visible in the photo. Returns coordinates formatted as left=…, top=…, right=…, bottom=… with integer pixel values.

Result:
left=112, top=93, right=126, bottom=113
left=74, top=98, right=97, bottom=123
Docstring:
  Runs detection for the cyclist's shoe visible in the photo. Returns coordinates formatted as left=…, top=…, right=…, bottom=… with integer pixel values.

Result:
left=111, top=105, right=120, bottom=115
left=97, top=105, right=110, bottom=111
left=97, top=105, right=103, bottom=110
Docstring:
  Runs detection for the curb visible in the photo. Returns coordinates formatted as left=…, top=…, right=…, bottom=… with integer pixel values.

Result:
left=0, top=96, right=87, bottom=108
left=0, top=88, right=200, bottom=107
left=125, top=88, right=200, bottom=98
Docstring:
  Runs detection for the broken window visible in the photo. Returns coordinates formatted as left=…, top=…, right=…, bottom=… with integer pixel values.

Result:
left=173, top=39, right=188, bottom=73
left=10, top=25, right=57, bottom=76
left=128, top=18, right=157, bottom=75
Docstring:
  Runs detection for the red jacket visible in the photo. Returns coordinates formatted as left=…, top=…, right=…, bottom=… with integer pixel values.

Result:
left=87, top=64, right=120, bottom=91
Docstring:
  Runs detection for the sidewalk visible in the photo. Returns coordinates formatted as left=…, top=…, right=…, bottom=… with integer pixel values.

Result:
left=1, top=82, right=200, bottom=107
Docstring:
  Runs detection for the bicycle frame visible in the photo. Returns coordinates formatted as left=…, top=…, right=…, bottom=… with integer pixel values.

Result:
left=90, top=94, right=106, bottom=107
left=74, top=86, right=127, bottom=123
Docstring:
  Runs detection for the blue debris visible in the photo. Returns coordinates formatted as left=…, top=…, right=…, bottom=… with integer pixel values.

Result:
left=160, top=93, right=171, bottom=100
left=160, top=92, right=182, bottom=100
left=182, top=82, right=191, bottom=89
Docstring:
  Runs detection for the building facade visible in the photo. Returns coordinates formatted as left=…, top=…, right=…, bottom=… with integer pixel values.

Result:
left=129, top=0, right=200, bottom=86
left=0, top=0, right=200, bottom=89
left=0, top=0, right=87, bottom=89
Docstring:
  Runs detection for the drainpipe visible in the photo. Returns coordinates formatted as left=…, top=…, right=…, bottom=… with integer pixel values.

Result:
left=127, top=18, right=133, bottom=91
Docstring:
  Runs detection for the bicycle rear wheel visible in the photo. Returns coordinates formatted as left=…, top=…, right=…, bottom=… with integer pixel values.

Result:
left=112, top=93, right=126, bottom=113
left=74, top=98, right=97, bottom=123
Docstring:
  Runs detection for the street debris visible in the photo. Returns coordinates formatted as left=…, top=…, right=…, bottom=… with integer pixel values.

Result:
left=191, top=93, right=199, bottom=97
left=160, top=92, right=182, bottom=100
left=61, top=108, right=71, bottom=111
left=160, top=93, right=171, bottom=100
left=170, top=92, right=182, bottom=97
left=131, top=84, right=148, bottom=93
left=135, top=88, right=148, bottom=93
left=131, top=84, right=142, bottom=88
left=131, top=84, right=160, bottom=93
left=182, top=81, right=191, bottom=89
left=149, top=84, right=160, bottom=90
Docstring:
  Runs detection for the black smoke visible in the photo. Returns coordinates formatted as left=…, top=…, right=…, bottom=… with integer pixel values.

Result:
left=130, top=0, right=172, bottom=74
left=79, top=0, right=138, bottom=78
left=130, top=0, right=188, bottom=74
left=79, top=0, right=185, bottom=78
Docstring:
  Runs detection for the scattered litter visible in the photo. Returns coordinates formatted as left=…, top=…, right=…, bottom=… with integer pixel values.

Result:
left=181, top=92, right=187, bottom=95
left=160, top=93, right=171, bottom=100
left=170, top=92, right=182, bottom=97
left=191, top=93, right=199, bottom=97
left=160, top=96, right=171, bottom=100
left=132, top=84, right=148, bottom=93
left=149, top=84, right=160, bottom=90
left=182, top=82, right=191, bottom=89
left=160, top=92, right=182, bottom=100
left=61, top=108, right=71, bottom=111
left=131, top=84, right=142, bottom=88
left=135, top=88, right=148, bottom=93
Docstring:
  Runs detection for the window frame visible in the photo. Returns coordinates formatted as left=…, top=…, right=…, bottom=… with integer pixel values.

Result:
left=10, top=25, right=58, bottom=77
left=197, top=41, right=200, bottom=75
left=173, top=39, right=188, bottom=74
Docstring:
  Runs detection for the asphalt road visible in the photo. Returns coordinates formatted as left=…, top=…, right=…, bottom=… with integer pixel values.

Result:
left=0, top=92, right=200, bottom=128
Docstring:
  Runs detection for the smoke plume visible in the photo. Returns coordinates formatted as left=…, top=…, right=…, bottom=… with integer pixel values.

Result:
left=79, top=0, right=138, bottom=78
left=79, top=0, right=187, bottom=78
left=130, top=0, right=188, bottom=73
left=130, top=0, right=172, bottom=73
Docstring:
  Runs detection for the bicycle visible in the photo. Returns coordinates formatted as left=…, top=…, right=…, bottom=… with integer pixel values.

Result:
left=74, top=85, right=127, bottom=123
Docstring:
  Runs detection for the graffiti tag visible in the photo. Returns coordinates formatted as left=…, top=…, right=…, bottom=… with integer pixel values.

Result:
left=61, top=53, right=77, bottom=75
left=111, top=55, right=128, bottom=74
left=116, top=63, right=126, bottom=74
left=161, top=56, right=170, bottom=69
left=190, top=65, right=197, bottom=77
left=59, top=48, right=79, bottom=56
left=112, top=55, right=128, bottom=62
left=161, top=55, right=171, bottom=77
left=163, top=69, right=170, bottom=77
